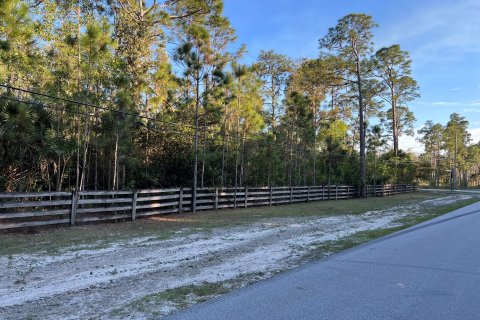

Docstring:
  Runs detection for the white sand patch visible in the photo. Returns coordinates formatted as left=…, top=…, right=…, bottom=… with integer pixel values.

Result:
left=422, top=194, right=471, bottom=205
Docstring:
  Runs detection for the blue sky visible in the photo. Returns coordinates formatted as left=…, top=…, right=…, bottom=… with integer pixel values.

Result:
left=223, top=0, right=480, bottom=152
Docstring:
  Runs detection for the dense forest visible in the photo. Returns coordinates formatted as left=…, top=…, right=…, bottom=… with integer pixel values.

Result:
left=0, top=0, right=479, bottom=193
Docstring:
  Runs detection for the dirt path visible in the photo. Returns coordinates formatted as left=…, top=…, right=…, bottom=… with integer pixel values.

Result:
left=0, top=194, right=474, bottom=319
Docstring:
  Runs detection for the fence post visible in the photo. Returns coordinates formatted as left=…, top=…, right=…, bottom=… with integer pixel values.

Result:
left=322, top=186, right=325, bottom=201
left=70, top=191, right=78, bottom=227
left=178, top=188, right=184, bottom=213
left=335, top=185, right=338, bottom=200
left=269, top=186, right=273, bottom=206
left=234, top=187, right=237, bottom=209
left=347, top=186, right=350, bottom=198
left=394, top=184, right=397, bottom=195
left=192, top=187, right=197, bottom=213
left=307, top=186, right=310, bottom=202
left=214, top=187, right=218, bottom=210
left=131, top=190, right=137, bottom=221
left=244, top=186, right=248, bottom=208
left=290, top=186, right=293, bottom=204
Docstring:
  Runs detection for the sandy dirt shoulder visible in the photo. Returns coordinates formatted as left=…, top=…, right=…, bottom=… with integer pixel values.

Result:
left=0, top=193, right=475, bottom=319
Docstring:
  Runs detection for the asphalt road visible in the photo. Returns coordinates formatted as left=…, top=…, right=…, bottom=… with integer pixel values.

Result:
left=168, top=200, right=480, bottom=320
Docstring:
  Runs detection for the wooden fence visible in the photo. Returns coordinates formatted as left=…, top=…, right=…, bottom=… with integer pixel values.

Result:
left=0, top=184, right=417, bottom=231
left=366, top=184, right=417, bottom=197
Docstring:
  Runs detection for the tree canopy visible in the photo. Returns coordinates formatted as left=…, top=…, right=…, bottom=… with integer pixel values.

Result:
left=0, top=3, right=476, bottom=192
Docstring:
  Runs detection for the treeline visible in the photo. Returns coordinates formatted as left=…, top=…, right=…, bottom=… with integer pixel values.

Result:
left=0, top=1, right=475, bottom=192
left=417, top=114, right=480, bottom=188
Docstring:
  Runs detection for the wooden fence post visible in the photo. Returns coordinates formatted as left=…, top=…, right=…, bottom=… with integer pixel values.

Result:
left=335, top=185, right=338, bottom=200
left=347, top=186, right=350, bottom=199
left=234, top=187, right=237, bottom=209
left=307, top=186, right=310, bottom=202
left=214, top=187, right=218, bottom=210
left=269, top=186, right=273, bottom=206
left=322, top=186, right=325, bottom=201
left=290, top=186, right=293, bottom=204
left=131, top=190, right=137, bottom=221
left=70, top=191, right=78, bottom=227
left=244, top=186, right=248, bottom=208
left=178, top=188, right=183, bottom=213
left=192, top=187, right=196, bottom=213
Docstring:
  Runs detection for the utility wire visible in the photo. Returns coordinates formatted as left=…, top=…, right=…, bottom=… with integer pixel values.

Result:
left=0, top=84, right=199, bottom=131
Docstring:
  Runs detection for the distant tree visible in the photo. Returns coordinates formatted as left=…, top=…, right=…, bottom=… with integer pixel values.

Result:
left=317, top=119, right=349, bottom=185
left=281, top=91, right=313, bottom=185
left=254, top=50, right=293, bottom=185
left=287, top=57, right=344, bottom=184
left=465, top=143, right=480, bottom=187
left=367, top=125, right=387, bottom=185
left=380, top=150, right=416, bottom=184
left=417, top=121, right=444, bottom=187
left=443, top=113, right=471, bottom=188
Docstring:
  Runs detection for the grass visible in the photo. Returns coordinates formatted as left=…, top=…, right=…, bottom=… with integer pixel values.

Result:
left=131, top=282, right=231, bottom=308
left=0, top=191, right=477, bottom=257
left=110, top=281, right=234, bottom=318
left=109, top=273, right=267, bottom=319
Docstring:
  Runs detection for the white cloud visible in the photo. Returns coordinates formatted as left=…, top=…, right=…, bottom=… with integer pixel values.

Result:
left=432, top=102, right=458, bottom=106
left=470, top=128, right=480, bottom=143
left=412, top=101, right=480, bottom=108
left=408, top=127, right=480, bottom=154
left=377, top=0, right=480, bottom=66
left=399, top=134, right=424, bottom=155
left=464, top=108, right=480, bottom=114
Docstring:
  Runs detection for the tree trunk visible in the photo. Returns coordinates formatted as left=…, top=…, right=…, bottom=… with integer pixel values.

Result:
left=79, top=114, right=90, bottom=191
left=221, top=102, right=227, bottom=187
left=75, top=3, right=82, bottom=191
left=112, top=129, right=119, bottom=190
left=357, top=61, right=367, bottom=197
left=200, top=119, right=207, bottom=188
left=391, top=86, right=398, bottom=156
left=192, top=53, right=201, bottom=212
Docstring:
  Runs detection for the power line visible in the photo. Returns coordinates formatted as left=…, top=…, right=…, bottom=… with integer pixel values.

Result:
left=0, top=84, right=198, bottom=131
left=0, top=95, right=95, bottom=118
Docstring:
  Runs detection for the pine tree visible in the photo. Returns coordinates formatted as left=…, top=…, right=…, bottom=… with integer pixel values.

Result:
left=374, top=45, right=419, bottom=156
left=319, top=14, right=378, bottom=197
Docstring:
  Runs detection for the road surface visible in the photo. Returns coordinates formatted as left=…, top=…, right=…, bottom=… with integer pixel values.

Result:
left=169, top=200, right=480, bottom=320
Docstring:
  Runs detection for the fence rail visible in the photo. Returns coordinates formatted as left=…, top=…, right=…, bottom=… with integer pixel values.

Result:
left=0, top=184, right=417, bottom=230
